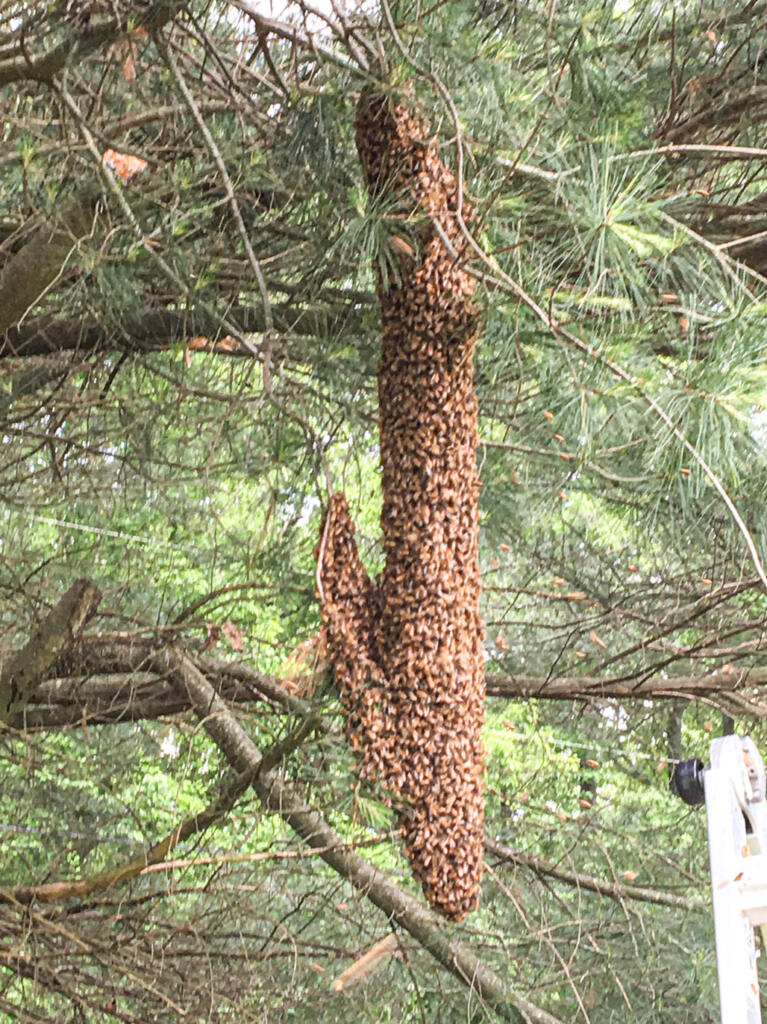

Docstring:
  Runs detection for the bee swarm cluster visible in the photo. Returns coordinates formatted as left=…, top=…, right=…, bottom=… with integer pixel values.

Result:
left=317, top=89, right=485, bottom=921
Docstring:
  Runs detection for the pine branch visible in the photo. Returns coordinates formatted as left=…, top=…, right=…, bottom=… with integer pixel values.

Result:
left=17, top=639, right=767, bottom=729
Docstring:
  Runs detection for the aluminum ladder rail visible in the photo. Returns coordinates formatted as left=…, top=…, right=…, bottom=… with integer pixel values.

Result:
left=674, top=735, right=767, bottom=1023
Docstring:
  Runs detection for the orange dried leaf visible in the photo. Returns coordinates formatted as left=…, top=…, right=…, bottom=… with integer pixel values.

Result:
left=589, top=630, right=607, bottom=649
left=390, top=235, right=414, bottom=257
left=623, top=870, right=638, bottom=882
left=584, top=758, right=599, bottom=769
left=121, top=50, right=137, bottom=82
left=575, top=650, right=586, bottom=659
left=102, top=148, right=148, bottom=183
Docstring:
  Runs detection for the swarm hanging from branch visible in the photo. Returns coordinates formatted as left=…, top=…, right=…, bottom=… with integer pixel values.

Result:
left=317, top=89, right=485, bottom=921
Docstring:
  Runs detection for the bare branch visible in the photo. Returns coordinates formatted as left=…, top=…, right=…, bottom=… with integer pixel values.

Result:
left=486, top=837, right=701, bottom=911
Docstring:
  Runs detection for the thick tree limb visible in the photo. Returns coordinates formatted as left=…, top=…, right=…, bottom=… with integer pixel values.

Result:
left=0, top=579, right=101, bottom=724
left=19, top=635, right=767, bottom=730
left=152, top=644, right=562, bottom=1024
left=0, top=302, right=365, bottom=361
left=0, top=3, right=184, bottom=87
left=25, top=635, right=317, bottom=730
left=485, top=668, right=767, bottom=712
left=0, top=198, right=95, bottom=334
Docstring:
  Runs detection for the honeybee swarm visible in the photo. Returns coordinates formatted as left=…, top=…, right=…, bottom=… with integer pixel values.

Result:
left=316, top=90, right=485, bottom=922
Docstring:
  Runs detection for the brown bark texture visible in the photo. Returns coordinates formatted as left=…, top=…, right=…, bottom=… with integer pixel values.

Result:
left=0, top=198, right=94, bottom=334
left=0, top=578, right=101, bottom=723
left=317, top=91, right=485, bottom=921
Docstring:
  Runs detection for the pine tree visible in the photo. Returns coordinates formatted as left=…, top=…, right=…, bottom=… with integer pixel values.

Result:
left=1, top=2, right=767, bottom=1020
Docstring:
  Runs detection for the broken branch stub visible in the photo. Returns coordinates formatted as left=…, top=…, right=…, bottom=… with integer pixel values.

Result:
left=317, top=90, right=485, bottom=921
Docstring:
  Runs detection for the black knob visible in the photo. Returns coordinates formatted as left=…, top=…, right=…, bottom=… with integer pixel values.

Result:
left=670, top=758, right=706, bottom=805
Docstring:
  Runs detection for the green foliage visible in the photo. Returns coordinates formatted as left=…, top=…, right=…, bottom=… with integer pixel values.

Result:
left=3, top=0, right=767, bottom=1021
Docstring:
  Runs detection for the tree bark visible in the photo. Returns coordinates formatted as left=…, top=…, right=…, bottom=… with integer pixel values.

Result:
left=0, top=302, right=365, bottom=360
left=0, top=198, right=95, bottom=334
left=0, top=579, right=101, bottom=723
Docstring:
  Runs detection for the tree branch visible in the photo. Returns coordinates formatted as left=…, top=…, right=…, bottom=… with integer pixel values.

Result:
left=0, top=762, right=254, bottom=905
left=485, top=837, right=701, bottom=911
left=0, top=302, right=365, bottom=361
left=18, top=636, right=767, bottom=730
left=0, top=3, right=184, bottom=87
left=0, top=197, right=95, bottom=334
left=0, top=579, right=101, bottom=724
left=485, top=667, right=767, bottom=712
left=152, top=644, right=563, bottom=1024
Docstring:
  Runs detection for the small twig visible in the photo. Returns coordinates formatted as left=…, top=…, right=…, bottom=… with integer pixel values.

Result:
left=157, top=33, right=273, bottom=337
left=56, top=84, right=260, bottom=358
left=380, top=0, right=465, bottom=217
left=315, top=501, right=333, bottom=607
left=430, top=214, right=767, bottom=592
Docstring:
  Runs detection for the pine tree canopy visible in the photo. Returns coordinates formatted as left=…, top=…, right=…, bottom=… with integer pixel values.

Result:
left=2, top=1, right=767, bottom=1020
